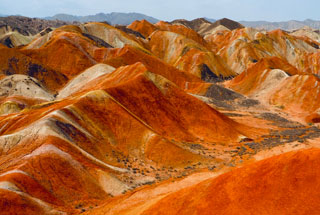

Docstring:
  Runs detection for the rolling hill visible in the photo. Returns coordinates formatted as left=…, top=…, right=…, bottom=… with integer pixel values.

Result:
left=0, top=15, right=320, bottom=215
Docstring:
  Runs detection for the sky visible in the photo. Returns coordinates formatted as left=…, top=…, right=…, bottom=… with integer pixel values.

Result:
left=0, top=0, right=319, bottom=22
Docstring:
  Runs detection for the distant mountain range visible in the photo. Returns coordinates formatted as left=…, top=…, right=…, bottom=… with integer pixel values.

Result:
left=173, top=18, right=320, bottom=31
left=44, top=12, right=320, bottom=30
left=0, top=16, right=71, bottom=35
left=240, top=19, right=320, bottom=30
left=45, top=12, right=159, bottom=25
left=1, top=12, right=320, bottom=30
left=204, top=18, right=216, bottom=23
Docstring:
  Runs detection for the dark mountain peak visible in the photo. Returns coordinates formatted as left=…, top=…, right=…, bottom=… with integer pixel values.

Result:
left=192, top=17, right=211, bottom=23
left=212, top=18, right=244, bottom=30
left=170, top=17, right=212, bottom=31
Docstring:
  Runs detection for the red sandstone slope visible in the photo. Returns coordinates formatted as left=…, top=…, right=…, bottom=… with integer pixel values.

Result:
left=68, top=62, right=252, bottom=143
left=20, top=23, right=151, bottom=80
left=226, top=57, right=299, bottom=95
left=141, top=148, right=320, bottom=215
left=21, top=28, right=98, bottom=79
left=127, top=19, right=158, bottom=38
left=19, top=23, right=207, bottom=92
left=225, top=57, right=320, bottom=122
left=128, top=19, right=207, bottom=46
left=269, top=74, right=320, bottom=122
left=128, top=20, right=233, bottom=81
left=96, top=45, right=208, bottom=92
left=81, top=22, right=147, bottom=50
left=155, top=21, right=207, bottom=46
left=0, top=62, right=257, bottom=214
left=0, top=45, right=67, bottom=92
left=205, top=28, right=319, bottom=74
left=148, top=30, right=235, bottom=80
left=301, top=52, right=320, bottom=75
